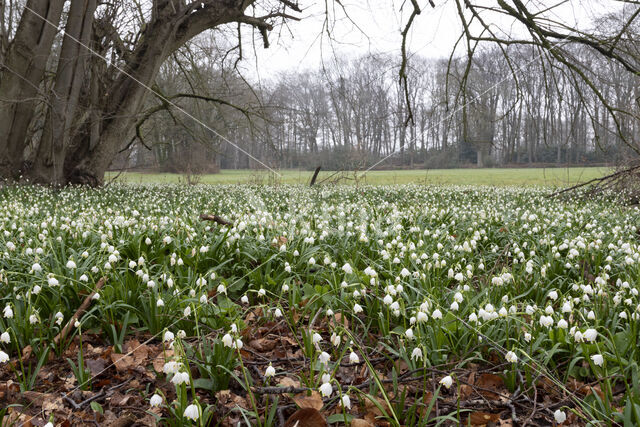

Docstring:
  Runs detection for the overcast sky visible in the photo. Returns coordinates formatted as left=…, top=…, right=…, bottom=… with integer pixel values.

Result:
left=237, top=0, right=624, bottom=81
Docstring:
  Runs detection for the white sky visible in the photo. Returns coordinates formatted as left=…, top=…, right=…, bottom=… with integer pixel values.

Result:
left=236, top=0, right=626, bottom=80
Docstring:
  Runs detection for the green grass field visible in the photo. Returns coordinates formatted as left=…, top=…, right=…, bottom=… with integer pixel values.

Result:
left=107, top=167, right=610, bottom=186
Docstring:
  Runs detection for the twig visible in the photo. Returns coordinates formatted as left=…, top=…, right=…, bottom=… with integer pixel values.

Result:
left=54, top=276, right=107, bottom=345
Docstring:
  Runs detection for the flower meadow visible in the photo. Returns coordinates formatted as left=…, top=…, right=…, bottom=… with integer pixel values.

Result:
left=1, top=184, right=639, bottom=426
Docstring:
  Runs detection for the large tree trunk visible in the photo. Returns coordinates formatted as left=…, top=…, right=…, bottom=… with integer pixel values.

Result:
left=0, top=0, right=65, bottom=179
left=30, top=0, right=97, bottom=185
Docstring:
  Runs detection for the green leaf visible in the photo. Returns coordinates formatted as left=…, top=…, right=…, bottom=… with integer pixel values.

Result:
left=90, top=401, right=104, bottom=414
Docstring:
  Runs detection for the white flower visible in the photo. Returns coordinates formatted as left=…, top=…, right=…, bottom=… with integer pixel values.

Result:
left=177, top=330, right=186, bottom=339
left=353, top=303, right=363, bottom=314
left=318, top=351, right=331, bottom=365
left=150, top=393, right=163, bottom=407
left=341, top=394, right=351, bottom=409
left=557, top=319, right=568, bottom=329
left=163, top=361, right=180, bottom=374
left=163, top=331, right=174, bottom=342
left=163, top=236, right=172, bottom=245
left=217, top=284, right=226, bottom=294
left=411, top=347, right=423, bottom=360
left=29, top=314, right=39, bottom=324
left=157, top=298, right=164, bottom=307
left=222, top=333, right=233, bottom=347
left=0, top=331, right=10, bottom=343
left=183, top=306, right=191, bottom=317
left=55, top=312, right=63, bottom=325
left=241, top=295, right=249, bottom=304
left=312, top=332, right=322, bottom=344
left=591, top=354, right=604, bottom=366
left=405, top=328, right=414, bottom=339
left=554, top=409, right=567, bottom=424
left=349, top=351, right=359, bottom=364
left=79, top=274, right=88, bottom=282
left=505, top=351, right=518, bottom=363
left=48, top=277, right=59, bottom=287
left=432, top=309, right=442, bottom=319
left=0, top=350, right=8, bottom=363
left=274, top=308, right=283, bottom=318
left=183, top=403, right=200, bottom=421
left=539, top=315, right=553, bottom=328
left=383, top=294, right=393, bottom=305
left=258, top=288, right=266, bottom=297
left=548, top=290, right=558, bottom=300
left=200, top=294, right=208, bottom=304
left=66, top=260, right=77, bottom=269
left=342, top=263, right=353, bottom=274
left=265, top=364, right=276, bottom=378
left=439, top=375, right=453, bottom=389
left=32, top=263, right=42, bottom=272
left=44, top=423, right=53, bottom=427
left=145, top=237, right=152, bottom=245
left=319, top=382, right=333, bottom=397
left=583, top=328, right=598, bottom=342
left=171, top=371, right=190, bottom=385
left=32, top=285, right=41, bottom=295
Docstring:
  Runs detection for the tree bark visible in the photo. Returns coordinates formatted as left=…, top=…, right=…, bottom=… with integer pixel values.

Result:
left=30, top=0, right=97, bottom=185
left=0, top=0, right=65, bottom=179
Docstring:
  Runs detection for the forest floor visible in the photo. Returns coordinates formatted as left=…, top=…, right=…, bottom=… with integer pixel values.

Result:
left=106, top=167, right=609, bottom=187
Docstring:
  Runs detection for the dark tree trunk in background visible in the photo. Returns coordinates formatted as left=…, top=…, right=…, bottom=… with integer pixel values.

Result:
left=30, top=0, right=97, bottom=185
left=0, top=0, right=65, bottom=179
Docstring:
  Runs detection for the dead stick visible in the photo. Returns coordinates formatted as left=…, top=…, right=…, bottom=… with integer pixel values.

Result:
left=54, top=276, right=107, bottom=345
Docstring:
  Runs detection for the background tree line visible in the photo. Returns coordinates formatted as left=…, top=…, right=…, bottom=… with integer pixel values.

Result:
left=132, top=38, right=640, bottom=173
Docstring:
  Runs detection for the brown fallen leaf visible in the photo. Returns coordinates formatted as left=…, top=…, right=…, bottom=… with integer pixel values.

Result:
left=151, top=349, right=174, bottom=372
left=466, top=411, right=501, bottom=426
left=284, top=408, right=327, bottom=427
left=249, top=337, right=277, bottom=352
left=279, top=377, right=301, bottom=388
left=351, top=419, right=375, bottom=427
left=293, top=391, right=324, bottom=410
left=475, top=373, right=505, bottom=400
left=110, top=352, right=135, bottom=372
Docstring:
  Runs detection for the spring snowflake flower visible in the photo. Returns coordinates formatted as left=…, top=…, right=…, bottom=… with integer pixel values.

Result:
left=349, top=351, right=360, bottom=364
left=48, top=277, right=59, bottom=287
left=44, top=422, right=53, bottom=427
left=557, top=319, right=568, bottom=329
left=183, top=306, right=191, bottom=317
left=330, top=333, right=341, bottom=347
left=55, top=312, right=63, bottom=325
left=32, top=285, right=41, bottom=295
left=157, top=299, right=164, bottom=307
left=505, top=351, right=518, bottom=363
left=439, top=375, right=453, bottom=389
left=383, top=294, right=393, bottom=305
left=411, top=347, right=423, bottom=361
left=265, top=364, right=276, bottom=378
left=32, top=263, right=42, bottom=272
left=0, top=351, right=9, bottom=363
left=258, top=288, right=266, bottom=297
left=342, top=263, right=353, bottom=274
left=150, top=393, right=163, bottom=407
left=405, top=328, right=414, bottom=339
left=163, top=236, right=172, bottom=245
left=217, top=284, right=226, bottom=294
left=318, top=351, right=331, bottom=365
left=583, top=329, right=598, bottom=342
left=548, top=290, right=558, bottom=300
left=0, top=332, right=9, bottom=343
left=312, top=332, right=322, bottom=344
left=79, top=274, right=88, bottom=282
left=200, top=294, right=208, bottom=304
left=539, top=315, right=553, bottom=328
left=171, top=371, right=190, bottom=385
left=591, top=354, right=604, bottom=366
left=554, top=409, right=567, bottom=424
left=319, top=381, right=333, bottom=397
left=274, top=308, right=283, bottom=318
left=353, top=303, right=363, bottom=314
left=341, top=394, right=351, bottom=409
left=66, top=260, right=77, bottom=269
left=183, top=404, right=200, bottom=421
left=163, top=331, right=174, bottom=342
left=163, top=361, right=180, bottom=374
left=241, top=295, right=249, bottom=304
left=222, top=334, right=233, bottom=347
left=29, top=314, right=39, bottom=324
left=432, top=309, right=442, bottom=319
